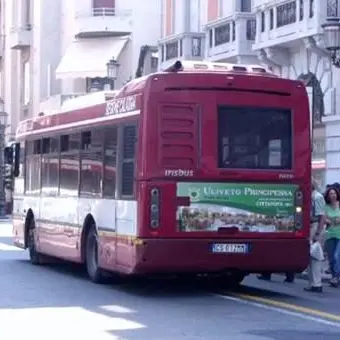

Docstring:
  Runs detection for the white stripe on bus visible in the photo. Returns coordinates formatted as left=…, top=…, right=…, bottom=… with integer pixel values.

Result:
left=16, top=110, right=141, bottom=139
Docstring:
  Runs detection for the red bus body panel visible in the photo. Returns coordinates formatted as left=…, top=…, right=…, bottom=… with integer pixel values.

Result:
left=13, top=69, right=311, bottom=277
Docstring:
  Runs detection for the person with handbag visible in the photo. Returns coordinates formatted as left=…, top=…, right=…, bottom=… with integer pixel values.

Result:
left=304, top=179, right=326, bottom=293
left=324, top=187, right=340, bottom=287
left=304, top=178, right=326, bottom=293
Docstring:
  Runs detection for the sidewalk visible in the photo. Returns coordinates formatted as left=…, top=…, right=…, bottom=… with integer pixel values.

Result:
left=279, top=260, right=332, bottom=283
left=295, top=260, right=332, bottom=283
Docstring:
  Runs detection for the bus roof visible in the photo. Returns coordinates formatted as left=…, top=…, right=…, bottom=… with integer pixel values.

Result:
left=16, top=60, right=302, bottom=140
left=161, top=60, right=278, bottom=77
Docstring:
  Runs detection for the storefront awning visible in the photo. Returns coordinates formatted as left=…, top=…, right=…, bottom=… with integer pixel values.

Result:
left=56, top=37, right=129, bottom=79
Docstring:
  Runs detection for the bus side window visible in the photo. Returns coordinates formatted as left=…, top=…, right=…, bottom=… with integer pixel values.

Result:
left=59, top=133, right=80, bottom=197
left=121, top=124, right=137, bottom=197
left=25, top=140, right=41, bottom=195
left=41, top=137, right=59, bottom=196
left=80, top=129, right=103, bottom=197
left=9, top=143, right=24, bottom=195
left=103, top=126, right=118, bottom=198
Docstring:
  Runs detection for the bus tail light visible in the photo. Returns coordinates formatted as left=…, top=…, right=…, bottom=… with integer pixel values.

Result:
left=150, top=188, right=160, bottom=229
left=294, top=189, right=303, bottom=229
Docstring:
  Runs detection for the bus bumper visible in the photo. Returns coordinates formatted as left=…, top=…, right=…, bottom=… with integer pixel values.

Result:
left=133, top=238, right=310, bottom=275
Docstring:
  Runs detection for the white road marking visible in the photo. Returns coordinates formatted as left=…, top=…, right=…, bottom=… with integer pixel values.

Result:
left=216, top=294, right=340, bottom=328
left=0, top=306, right=145, bottom=337
left=0, top=242, right=23, bottom=251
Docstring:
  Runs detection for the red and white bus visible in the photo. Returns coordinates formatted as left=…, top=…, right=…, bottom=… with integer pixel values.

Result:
left=9, top=60, right=311, bottom=285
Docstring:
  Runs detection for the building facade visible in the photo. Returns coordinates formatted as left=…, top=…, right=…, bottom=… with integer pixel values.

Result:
left=0, top=0, right=161, bottom=138
left=158, top=0, right=340, bottom=188
left=1, top=0, right=340, bottom=188
left=158, top=0, right=257, bottom=70
left=252, top=0, right=335, bottom=188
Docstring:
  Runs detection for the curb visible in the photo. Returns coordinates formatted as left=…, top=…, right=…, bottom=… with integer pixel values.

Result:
left=279, top=272, right=331, bottom=283
left=294, top=272, right=332, bottom=283
left=0, top=216, right=11, bottom=222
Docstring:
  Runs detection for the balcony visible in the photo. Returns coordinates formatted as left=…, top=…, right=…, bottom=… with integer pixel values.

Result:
left=9, top=25, right=32, bottom=49
left=74, top=7, right=132, bottom=38
left=204, top=12, right=257, bottom=63
left=158, top=32, right=205, bottom=70
left=253, top=0, right=330, bottom=51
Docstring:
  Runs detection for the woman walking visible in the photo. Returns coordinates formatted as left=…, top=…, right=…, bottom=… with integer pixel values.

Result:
left=324, top=187, right=340, bottom=287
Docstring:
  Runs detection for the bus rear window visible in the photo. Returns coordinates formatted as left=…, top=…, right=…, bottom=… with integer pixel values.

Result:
left=218, top=107, right=292, bottom=170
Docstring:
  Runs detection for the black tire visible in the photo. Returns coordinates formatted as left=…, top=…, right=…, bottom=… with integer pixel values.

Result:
left=27, top=219, right=44, bottom=265
left=208, top=272, right=245, bottom=289
left=85, top=227, right=105, bottom=283
left=222, top=272, right=246, bottom=288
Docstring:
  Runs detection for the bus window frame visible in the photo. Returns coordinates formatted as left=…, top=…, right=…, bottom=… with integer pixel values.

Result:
left=118, top=122, right=138, bottom=200
left=20, top=121, right=139, bottom=201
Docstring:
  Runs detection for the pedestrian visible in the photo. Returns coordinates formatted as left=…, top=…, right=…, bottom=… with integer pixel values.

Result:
left=257, top=272, right=295, bottom=283
left=304, top=178, right=326, bottom=293
left=332, top=182, right=340, bottom=191
left=324, top=187, right=340, bottom=287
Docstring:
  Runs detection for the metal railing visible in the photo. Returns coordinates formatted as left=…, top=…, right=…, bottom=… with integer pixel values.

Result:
left=10, top=24, right=32, bottom=33
left=75, top=7, right=132, bottom=18
left=92, top=7, right=115, bottom=16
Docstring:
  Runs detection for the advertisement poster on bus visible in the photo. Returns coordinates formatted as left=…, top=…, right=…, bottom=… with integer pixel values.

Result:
left=176, top=182, right=298, bottom=233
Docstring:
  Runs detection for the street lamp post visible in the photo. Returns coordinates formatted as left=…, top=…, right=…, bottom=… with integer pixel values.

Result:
left=322, top=17, right=340, bottom=68
left=106, top=58, right=119, bottom=90
left=0, top=98, right=8, bottom=218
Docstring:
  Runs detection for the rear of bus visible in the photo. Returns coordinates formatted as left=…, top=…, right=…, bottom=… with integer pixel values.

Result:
left=136, top=61, right=311, bottom=277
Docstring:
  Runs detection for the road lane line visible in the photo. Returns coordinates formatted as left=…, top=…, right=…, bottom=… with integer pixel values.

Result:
left=216, top=294, right=340, bottom=327
left=0, top=242, right=23, bottom=251
left=235, top=293, right=340, bottom=322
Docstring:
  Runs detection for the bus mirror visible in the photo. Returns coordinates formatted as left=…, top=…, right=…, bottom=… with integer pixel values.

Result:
left=4, top=147, right=13, bottom=165
left=13, top=143, right=20, bottom=177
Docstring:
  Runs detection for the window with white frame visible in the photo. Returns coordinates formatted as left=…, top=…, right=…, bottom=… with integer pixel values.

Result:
left=25, top=0, right=32, bottom=28
left=192, top=37, right=202, bottom=57
left=214, top=23, right=230, bottom=46
left=276, top=1, right=297, bottom=28
left=23, top=61, right=30, bottom=106
left=246, top=19, right=256, bottom=40
left=309, top=0, right=315, bottom=18
left=165, top=40, right=179, bottom=60
left=240, top=0, right=252, bottom=12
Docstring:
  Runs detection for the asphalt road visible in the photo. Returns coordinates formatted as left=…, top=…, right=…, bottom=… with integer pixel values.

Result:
left=0, top=222, right=339, bottom=340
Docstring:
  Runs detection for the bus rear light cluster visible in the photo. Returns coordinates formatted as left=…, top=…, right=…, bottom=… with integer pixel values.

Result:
left=294, top=189, right=303, bottom=229
left=150, top=188, right=160, bottom=229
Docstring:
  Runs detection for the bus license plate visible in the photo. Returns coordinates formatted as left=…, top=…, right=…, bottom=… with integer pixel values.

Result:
left=211, top=243, right=249, bottom=254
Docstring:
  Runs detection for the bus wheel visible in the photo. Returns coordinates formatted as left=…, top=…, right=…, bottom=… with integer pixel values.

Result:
left=85, top=228, right=104, bottom=283
left=213, top=272, right=245, bottom=289
left=222, top=272, right=246, bottom=288
left=27, top=220, right=43, bottom=265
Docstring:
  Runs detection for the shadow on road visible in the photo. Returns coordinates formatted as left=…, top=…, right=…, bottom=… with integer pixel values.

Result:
left=13, top=258, right=298, bottom=301
left=1, top=258, right=339, bottom=339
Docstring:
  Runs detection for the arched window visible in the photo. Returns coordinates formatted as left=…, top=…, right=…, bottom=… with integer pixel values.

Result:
left=298, top=73, right=324, bottom=125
